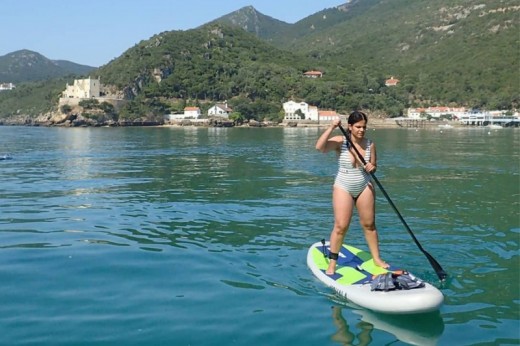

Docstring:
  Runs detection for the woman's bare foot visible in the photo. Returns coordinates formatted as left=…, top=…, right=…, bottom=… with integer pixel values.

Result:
left=326, top=261, right=337, bottom=275
left=373, top=259, right=390, bottom=269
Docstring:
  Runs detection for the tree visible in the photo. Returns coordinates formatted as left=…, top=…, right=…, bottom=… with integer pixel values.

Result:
left=79, top=99, right=100, bottom=109
left=229, top=111, right=244, bottom=125
left=60, top=104, right=72, bottom=114
left=100, top=102, right=115, bottom=114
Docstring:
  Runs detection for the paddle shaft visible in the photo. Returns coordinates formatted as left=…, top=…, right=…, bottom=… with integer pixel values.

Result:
left=338, top=125, right=447, bottom=281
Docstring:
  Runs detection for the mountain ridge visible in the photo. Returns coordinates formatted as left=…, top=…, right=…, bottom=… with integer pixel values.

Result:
left=208, top=5, right=292, bottom=39
left=0, top=49, right=96, bottom=83
left=0, top=1, right=518, bottom=121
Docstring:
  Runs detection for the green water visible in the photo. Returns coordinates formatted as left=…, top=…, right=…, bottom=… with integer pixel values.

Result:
left=0, top=126, right=518, bottom=345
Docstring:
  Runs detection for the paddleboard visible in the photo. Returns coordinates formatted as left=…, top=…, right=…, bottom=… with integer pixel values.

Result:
left=307, top=241, right=443, bottom=314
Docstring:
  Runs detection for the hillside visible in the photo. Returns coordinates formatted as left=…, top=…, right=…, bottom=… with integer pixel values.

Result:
left=208, top=5, right=291, bottom=40
left=259, top=2, right=363, bottom=46
left=0, top=50, right=96, bottom=83
left=284, top=0, right=520, bottom=109
left=217, top=0, right=520, bottom=110
left=95, top=24, right=322, bottom=120
left=0, top=0, right=518, bottom=122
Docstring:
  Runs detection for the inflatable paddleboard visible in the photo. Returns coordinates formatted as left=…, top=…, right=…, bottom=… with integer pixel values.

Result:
left=307, top=241, right=443, bottom=314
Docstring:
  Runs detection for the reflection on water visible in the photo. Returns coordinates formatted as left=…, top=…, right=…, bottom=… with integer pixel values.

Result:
left=330, top=305, right=444, bottom=346
left=331, top=305, right=373, bottom=345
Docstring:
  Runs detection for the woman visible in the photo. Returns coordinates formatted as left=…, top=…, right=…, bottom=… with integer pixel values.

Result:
left=315, top=111, right=388, bottom=275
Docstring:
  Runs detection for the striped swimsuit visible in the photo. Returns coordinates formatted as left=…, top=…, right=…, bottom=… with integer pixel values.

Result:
left=334, top=138, right=372, bottom=198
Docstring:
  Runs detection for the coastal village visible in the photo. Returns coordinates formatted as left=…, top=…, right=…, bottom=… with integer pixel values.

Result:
left=1, top=2, right=519, bottom=344
left=5, top=75, right=516, bottom=128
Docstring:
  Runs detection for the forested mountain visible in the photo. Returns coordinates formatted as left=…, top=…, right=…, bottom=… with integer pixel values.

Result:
left=96, top=25, right=320, bottom=120
left=208, top=5, right=291, bottom=40
left=218, top=0, right=519, bottom=111
left=0, top=0, right=518, bottom=121
left=284, top=0, right=519, bottom=110
left=0, top=50, right=96, bottom=83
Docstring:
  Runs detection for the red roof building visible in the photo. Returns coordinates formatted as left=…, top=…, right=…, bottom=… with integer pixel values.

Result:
left=303, top=70, right=323, bottom=78
left=318, top=110, right=339, bottom=122
left=385, top=76, right=400, bottom=86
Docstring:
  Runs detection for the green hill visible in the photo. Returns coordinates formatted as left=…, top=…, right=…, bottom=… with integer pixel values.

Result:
left=217, top=0, right=519, bottom=111
left=282, top=0, right=519, bottom=109
left=208, top=5, right=291, bottom=40
left=0, top=0, right=518, bottom=122
left=95, top=24, right=319, bottom=120
left=0, top=50, right=96, bottom=83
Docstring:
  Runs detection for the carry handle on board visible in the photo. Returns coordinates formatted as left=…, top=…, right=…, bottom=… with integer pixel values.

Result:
left=338, top=124, right=447, bottom=281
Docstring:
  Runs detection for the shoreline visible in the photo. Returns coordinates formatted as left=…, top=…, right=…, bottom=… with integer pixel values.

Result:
left=0, top=117, right=507, bottom=129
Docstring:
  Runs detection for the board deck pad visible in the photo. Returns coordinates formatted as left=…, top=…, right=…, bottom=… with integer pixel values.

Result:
left=310, top=243, right=397, bottom=285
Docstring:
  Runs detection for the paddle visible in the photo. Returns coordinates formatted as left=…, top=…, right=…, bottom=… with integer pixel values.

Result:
left=338, top=125, right=447, bottom=281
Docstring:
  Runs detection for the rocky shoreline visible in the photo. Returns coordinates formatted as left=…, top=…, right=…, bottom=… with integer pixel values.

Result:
left=0, top=113, right=456, bottom=129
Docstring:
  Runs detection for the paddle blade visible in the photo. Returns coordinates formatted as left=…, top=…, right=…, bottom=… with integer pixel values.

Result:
left=425, top=252, right=448, bottom=281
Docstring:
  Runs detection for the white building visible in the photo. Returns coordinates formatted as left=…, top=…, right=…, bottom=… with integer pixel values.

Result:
left=165, top=114, right=187, bottom=121
left=62, top=77, right=100, bottom=98
left=0, top=82, right=15, bottom=91
left=283, top=101, right=319, bottom=121
left=164, top=107, right=202, bottom=121
left=407, top=107, right=467, bottom=119
left=208, top=102, right=232, bottom=118
left=183, top=107, right=201, bottom=118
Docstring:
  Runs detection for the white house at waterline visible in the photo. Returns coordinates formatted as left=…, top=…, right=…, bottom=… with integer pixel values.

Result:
left=208, top=103, right=233, bottom=118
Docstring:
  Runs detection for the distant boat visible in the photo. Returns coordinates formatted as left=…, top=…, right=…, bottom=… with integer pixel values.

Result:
left=438, top=124, right=453, bottom=129
left=487, top=124, right=503, bottom=129
left=0, top=154, right=12, bottom=160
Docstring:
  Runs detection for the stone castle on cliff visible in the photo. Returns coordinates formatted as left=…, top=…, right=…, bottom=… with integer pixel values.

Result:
left=58, top=77, right=125, bottom=111
left=62, top=77, right=100, bottom=99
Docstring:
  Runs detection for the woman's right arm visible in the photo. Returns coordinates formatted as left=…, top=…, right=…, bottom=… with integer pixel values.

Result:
left=315, top=120, right=342, bottom=153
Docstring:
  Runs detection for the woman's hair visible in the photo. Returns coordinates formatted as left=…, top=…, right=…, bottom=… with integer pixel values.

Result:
left=348, top=110, right=368, bottom=125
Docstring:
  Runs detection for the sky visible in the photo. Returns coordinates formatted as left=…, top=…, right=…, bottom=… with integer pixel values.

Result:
left=1, top=0, right=345, bottom=67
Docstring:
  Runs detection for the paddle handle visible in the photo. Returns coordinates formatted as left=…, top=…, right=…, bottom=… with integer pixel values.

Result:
left=337, top=125, right=447, bottom=281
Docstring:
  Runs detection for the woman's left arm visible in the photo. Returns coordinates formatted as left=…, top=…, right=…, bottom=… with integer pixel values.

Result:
left=365, top=142, right=377, bottom=173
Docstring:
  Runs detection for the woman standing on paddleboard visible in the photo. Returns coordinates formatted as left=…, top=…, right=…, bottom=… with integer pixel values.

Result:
left=315, top=111, right=389, bottom=275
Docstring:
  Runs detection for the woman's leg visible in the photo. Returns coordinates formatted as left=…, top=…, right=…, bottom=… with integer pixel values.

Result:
left=327, top=186, right=355, bottom=274
left=356, top=184, right=388, bottom=268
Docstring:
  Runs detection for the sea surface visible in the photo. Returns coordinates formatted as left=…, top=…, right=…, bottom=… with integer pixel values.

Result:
left=0, top=125, right=518, bottom=345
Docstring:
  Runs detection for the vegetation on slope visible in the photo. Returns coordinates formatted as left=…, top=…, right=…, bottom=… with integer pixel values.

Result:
left=0, top=50, right=95, bottom=83
left=0, top=0, right=517, bottom=121
left=283, top=0, right=520, bottom=110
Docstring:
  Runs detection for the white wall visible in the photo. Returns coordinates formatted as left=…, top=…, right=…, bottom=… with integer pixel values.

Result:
left=62, top=77, right=100, bottom=98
